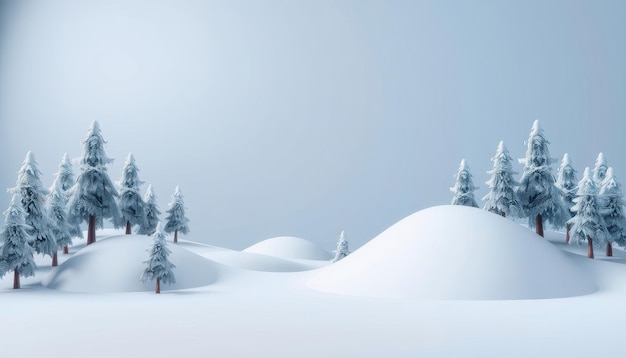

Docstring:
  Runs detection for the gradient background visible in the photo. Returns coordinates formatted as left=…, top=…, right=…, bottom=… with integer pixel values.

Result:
left=1, top=0, right=625, bottom=250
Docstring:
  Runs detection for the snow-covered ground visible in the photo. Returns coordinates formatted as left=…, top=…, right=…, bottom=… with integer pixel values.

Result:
left=3, top=205, right=626, bottom=357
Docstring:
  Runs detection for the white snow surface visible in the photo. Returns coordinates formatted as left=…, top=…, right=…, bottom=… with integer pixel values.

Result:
left=242, top=235, right=332, bottom=260
left=308, top=205, right=597, bottom=300
left=4, top=206, right=626, bottom=357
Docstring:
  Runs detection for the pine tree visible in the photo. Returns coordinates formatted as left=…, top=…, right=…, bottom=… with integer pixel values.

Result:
left=568, top=168, right=608, bottom=259
left=482, top=141, right=523, bottom=218
left=138, top=185, right=161, bottom=236
left=0, top=193, right=37, bottom=289
left=117, top=153, right=146, bottom=235
left=516, top=120, right=568, bottom=237
left=10, top=151, right=58, bottom=261
left=592, top=152, right=609, bottom=186
left=164, top=186, right=190, bottom=243
left=67, top=121, right=120, bottom=245
left=47, top=175, right=72, bottom=266
left=450, top=159, right=479, bottom=207
left=599, top=167, right=626, bottom=256
left=141, top=223, right=176, bottom=294
left=332, top=230, right=351, bottom=262
left=54, top=154, right=82, bottom=253
left=555, top=153, right=578, bottom=244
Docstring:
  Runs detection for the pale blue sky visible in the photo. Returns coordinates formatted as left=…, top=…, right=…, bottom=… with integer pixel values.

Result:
left=1, top=0, right=625, bottom=250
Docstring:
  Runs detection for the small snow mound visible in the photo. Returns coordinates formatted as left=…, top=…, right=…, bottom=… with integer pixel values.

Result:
left=43, top=235, right=223, bottom=293
left=308, top=205, right=597, bottom=300
left=243, top=236, right=332, bottom=260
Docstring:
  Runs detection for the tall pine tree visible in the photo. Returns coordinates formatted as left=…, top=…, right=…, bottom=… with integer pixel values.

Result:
left=10, top=151, right=58, bottom=262
left=0, top=193, right=37, bottom=289
left=164, top=186, right=190, bottom=243
left=54, top=153, right=82, bottom=253
left=47, top=175, right=72, bottom=266
left=67, top=121, right=120, bottom=245
left=555, top=153, right=578, bottom=243
left=118, top=153, right=146, bottom=235
left=516, top=120, right=568, bottom=237
left=450, top=159, right=479, bottom=208
left=568, top=168, right=608, bottom=259
left=141, top=223, right=176, bottom=294
left=482, top=141, right=523, bottom=217
left=599, top=167, right=626, bottom=256
left=138, top=185, right=161, bottom=236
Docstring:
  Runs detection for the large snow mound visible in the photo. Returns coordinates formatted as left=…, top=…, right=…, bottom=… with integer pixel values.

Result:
left=243, top=236, right=332, bottom=261
left=308, top=205, right=598, bottom=300
left=43, top=235, right=223, bottom=293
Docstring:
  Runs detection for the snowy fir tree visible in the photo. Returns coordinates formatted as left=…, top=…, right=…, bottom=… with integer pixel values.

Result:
left=568, top=168, right=608, bottom=259
left=450, top=159, right=479, bottom=207
left=138, top=185, right=161, bottom=236
left=332, top=230, right=351, bottom=262
left=10, top=151, right=58, bottom=261
left=555, top=153, right=578, bottom=244
left=516, top=120, right=568, bottom=237
left=482, top=141, right=523, bottom=218
left=592, top=152, right=609, bottom=186
left=141, top=223, right=176, bottom=294
left=67, top=121, right=120, bottom=245
left=117, top=153, right=146, bottom=235
left=599, top=168, right=626, bottom=256
left=54, top=153, right=82, bottom=253
left=164, top=186, right=190, bottom=243
left=0, top=193, right=37, bottom=289
left=47, top=176, right=73, bottom=266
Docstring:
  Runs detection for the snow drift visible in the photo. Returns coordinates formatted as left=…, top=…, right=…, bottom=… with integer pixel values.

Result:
left=43, top=234, right=223, bottom=293
left=243, top=236, right=332, bottom=261
left=308, top=205, right=598, bottom=300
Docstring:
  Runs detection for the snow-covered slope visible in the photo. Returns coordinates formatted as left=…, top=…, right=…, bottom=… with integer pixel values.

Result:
left=243, top=236, right=332, bottom=260
left=43, top=234, right=225, bottom=293
left=308, top=205, right=598, bottom=300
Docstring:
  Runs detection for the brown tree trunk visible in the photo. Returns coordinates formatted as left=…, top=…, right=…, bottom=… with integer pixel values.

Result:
left=156, top=277, right=161, bottom=294
left=501, top=211, right=506, bottom=217
left=13, top=268, right=20, bottom=289
left=588, top=237, right=594, bottom=259
left=535, top=214, right=544, bottom=237
left=174, top=230, right=178, bottom=243
left=63, top=245, right=69, bottom=254
left=607, top=242, right=613, bottom=257
left=125, top=221, right=131, bottom=235
left=565, top=223, right=571, bottom=244
left=87, top=215, right=96, bottom=245
left=52, top=252, right=58, bottom=267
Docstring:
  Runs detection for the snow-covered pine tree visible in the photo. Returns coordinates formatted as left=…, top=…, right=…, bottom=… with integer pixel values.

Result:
left=332, top=230, right=351, bottom=262
left=592, top=152, right=609, bottom=186
left=516, top=120, right=568, bottom=237
left=141, top=223, right=176, bottom=294
left=67, top=121, right=120, bottom=245
left=568, top=168, right=608, bottom=259
left=54, top=153, right=82, bottom=253
left=138, top=185, right=161, bottom=236
left=164, top=186, right=190, bottom=243
left=47, top=175, right=72, bottom=266
left=482, top=141, right=523, bottom=218
left=555, top=153, right=578, bottom=244
left=118, top=153, right=146, bottom=235
left=599, top=167, right=626, bottom=257
left=451, top=159, right=479, bottom=207
left=10, top=151, right=58, bottom=262
left=0, top=193, right=37, bottom=289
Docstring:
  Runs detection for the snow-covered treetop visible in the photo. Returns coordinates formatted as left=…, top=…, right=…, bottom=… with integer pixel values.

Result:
left=487, top=141, right=516, bottom=173
left=556, top=153, right=577, bottom=192
left=520, top=119, right=553, bottom=168
left=171, top=185, right=183, bottom=204
left=119, top=153, right=144, bottom=190
left=3, top=193, right=28, bottom=226
left=13, top=151, right=47, bottom=194
left=57, top=153, right=75, bottom=192
left=80, top=120, right=114, bottom=168
left=576, top=167, right=598, bottom=196
left=452, top=159, right=478, bottom=191
left=600, top=167, right=622, bottom=197
left=145, top=184, right=156, bottom=202
left=593, top=152, right=608, bottom=184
